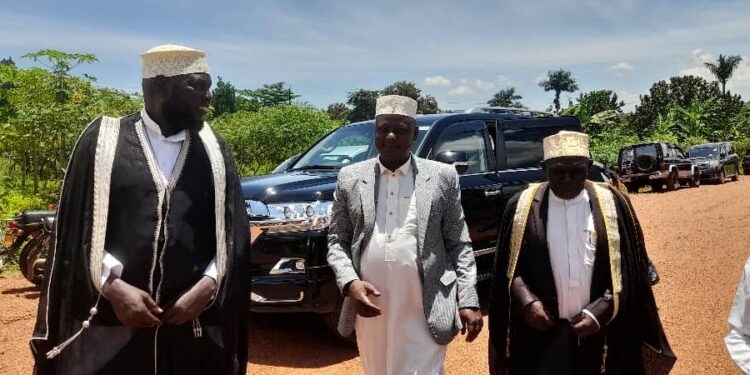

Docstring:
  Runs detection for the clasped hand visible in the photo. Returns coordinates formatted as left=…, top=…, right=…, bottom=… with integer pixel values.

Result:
left=102, top=276, right=217, bottom=328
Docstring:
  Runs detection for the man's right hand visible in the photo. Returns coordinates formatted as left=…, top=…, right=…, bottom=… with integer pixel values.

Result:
left=102, top=278, right=162, bottom=328
left=347, top=280, right=382, bottom=318
left=523, top=300, right=556, bottom=331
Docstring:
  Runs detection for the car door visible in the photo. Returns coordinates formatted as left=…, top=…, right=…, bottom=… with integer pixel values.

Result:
left=427, top=120, right=502, bottom=259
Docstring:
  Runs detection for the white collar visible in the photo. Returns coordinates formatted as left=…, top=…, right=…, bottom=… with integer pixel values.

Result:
left=378, top=156, right=412, bottom=177
left=549, top=188, right=588, bottom=205
left=140, top=108, right=187, bottom=142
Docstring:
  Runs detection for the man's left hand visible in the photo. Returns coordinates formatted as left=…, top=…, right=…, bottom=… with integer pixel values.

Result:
left=459, top=307, right=483, bottom=342
left=163, top=276, right=217, bottom=325
left=570, top=313, right=600, bottom=338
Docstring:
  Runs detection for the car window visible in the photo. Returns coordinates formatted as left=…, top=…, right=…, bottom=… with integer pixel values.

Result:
left=290, top=124, right=427, bottom=170
left=674, top=146, right=686, bottom=159
left=431, top=121, right=489, bottom=174
left=503, top=126, right=572, bottom=169
left=688, top=146, right=718, bottom=159
left=634, top=144, right=658, bottom=159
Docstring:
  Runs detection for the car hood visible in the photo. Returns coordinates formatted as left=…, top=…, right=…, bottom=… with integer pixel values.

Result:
left=240, top=170, right=338, bottom=204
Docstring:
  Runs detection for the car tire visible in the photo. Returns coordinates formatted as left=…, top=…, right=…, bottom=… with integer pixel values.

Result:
left=323, top=296, right=356, bottom=344
left=18, top=234, right=49, bottom=286
left=625, top=183, right=639, bottom=193
left=744, top=167, right=750, bottom=176
left=650, top=183, right=663, bottom=192
left=665, top=171, right=678, bottom=191
left=732, top=165, right=739, bottom=181
left=688, top=172, right=700, bottom=188
left=718, top=170, right=726, bottom=184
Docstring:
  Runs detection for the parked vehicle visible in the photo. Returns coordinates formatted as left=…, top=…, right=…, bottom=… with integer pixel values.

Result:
left=618, top=142, right=700, bottom=193
left=687, top=142, right=739, bottom=183
left=1, top=210, right=55, bottom=285
left=744, top=150, right=750, bottom=175
left=242, top=108, right=615, bottom=338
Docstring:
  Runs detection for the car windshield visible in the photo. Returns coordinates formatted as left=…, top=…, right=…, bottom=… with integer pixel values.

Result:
left=688, top=146, right=719, bottom=159
left=290, top=123, right=428, bottom=171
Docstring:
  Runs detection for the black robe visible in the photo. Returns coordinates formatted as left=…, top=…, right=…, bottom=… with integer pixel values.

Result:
left=30, top=112, right=250, bottom=375
left=488, top=182, right=675, bottom=375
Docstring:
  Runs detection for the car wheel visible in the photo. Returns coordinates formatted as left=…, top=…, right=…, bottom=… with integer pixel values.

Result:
left=718, top=170, right=726, bottom=184
left=665, top=172, right=678, bottom=191
left=744, top=167, right=750, bottom=175
left=650, top=183, right=663, bottom=192
left=689, top=172, right=700, bottom=187
left=323, top=296, right=356, bottom=344
left=625, top=183, right=639, bottom=193
left=18, top=235, right=49, bottom=286
left=732, top=165, right=739, bottom=181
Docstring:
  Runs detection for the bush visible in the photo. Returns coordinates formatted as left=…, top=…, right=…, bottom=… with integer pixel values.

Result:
left=212, top=105, right=343, bottom=176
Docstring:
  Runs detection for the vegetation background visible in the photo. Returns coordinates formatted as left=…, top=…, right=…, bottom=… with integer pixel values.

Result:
left=1, top=50, right=748, bottom=220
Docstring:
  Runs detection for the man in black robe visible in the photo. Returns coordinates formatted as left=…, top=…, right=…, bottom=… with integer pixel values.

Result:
left=30, top=44, right=250, bottom=374
left=488, top=131, right=675, bottom=375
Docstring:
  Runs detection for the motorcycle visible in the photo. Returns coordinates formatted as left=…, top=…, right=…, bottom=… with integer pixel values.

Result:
left=1, top=210, right=56, bottom=286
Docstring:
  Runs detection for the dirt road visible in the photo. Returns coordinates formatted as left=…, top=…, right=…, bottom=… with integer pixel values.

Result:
left=2, top=177, right=749, bottom=374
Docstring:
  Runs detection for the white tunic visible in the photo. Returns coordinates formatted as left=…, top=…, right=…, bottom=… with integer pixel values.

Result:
left=356, top=157, right=446, bottom=375
left=725, top=256, right=750, bottom=374
left=547, top=189, right=599, bottom=323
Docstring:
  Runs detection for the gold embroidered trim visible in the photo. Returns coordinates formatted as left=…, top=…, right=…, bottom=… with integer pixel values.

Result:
left=506, top=183, right=543, bottom=288
left=591, top=182, right=622, bottom=323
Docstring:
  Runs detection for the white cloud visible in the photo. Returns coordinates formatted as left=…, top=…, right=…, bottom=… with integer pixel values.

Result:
left=449, top=85, right=474, bottom=96
left=497, top=74, right=513, bottom=87
left=535, top=74, right=547, bottom=85
left=424, top=75, right=451, bottom=86
left=608, top=62, right=634, bottom=75
left=474, top=79, right=496, bottom=90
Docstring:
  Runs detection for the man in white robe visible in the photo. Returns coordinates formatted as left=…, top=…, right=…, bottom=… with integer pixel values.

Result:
left=328, top=95, right=483, bottom=375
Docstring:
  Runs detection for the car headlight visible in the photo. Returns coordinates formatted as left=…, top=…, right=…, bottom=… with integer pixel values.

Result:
left=247, top=201, right=334, bottom=232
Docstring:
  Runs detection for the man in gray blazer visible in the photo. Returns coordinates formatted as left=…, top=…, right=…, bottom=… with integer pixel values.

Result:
left=327, top=94, right=483, bottom=374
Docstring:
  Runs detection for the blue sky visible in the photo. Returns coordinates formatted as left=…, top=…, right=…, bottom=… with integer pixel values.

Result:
left=2, top=0, right=749, bottom=112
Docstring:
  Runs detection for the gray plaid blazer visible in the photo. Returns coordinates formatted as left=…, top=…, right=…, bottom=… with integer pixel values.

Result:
left=327, top=155, right=479, bottom=345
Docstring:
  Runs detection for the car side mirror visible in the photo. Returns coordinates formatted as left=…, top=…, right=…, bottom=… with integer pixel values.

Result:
left=435, top=151, right=469, bottom=174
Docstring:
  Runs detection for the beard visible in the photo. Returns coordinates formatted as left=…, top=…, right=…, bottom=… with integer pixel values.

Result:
left=162, top=98, right=204, bottom=132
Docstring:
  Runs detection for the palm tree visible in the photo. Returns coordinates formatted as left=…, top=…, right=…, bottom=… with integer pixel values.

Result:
left=704, top=54, right=743, bottom=95
left=538, top=69, right=579, bottom=113
left=487, top=87, right=524, bottom=107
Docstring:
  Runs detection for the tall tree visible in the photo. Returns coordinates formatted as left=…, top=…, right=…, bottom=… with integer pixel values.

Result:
left=211, top=77, right=236, bottom=117
left=239, top=82, right=299, bottom=107
left=538, top=69, right=579, bottom=113
left=417, top=94, right=439, bottom=114
left=382, top=80, right=421, bottom=100
left=346, top=89, right=380, bottom=122
left=22, top=49, right=97, bottom=103
left=382, top=81, right=440, bottom=114
left=704, top=54, right=743, bottom=95
left=487, top=87, right=524, bottom=107
left=632, top=76, right=721, bottom=137
left=327, top=102, right=351, bottom=122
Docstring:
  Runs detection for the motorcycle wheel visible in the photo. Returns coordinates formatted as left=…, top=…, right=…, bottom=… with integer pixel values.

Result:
left=19, top=234, right=50, bottom=286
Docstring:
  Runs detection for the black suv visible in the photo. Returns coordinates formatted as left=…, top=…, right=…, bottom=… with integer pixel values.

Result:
left=241, top=109, right=611, bottom=336
left=744, top=150, right=750, bottom=175
left=618, top=142, right=700, bottom=193
left=688, top=142, right=740, bottom=183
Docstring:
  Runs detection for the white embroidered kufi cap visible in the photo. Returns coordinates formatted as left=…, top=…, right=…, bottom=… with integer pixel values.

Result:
left=141, top=44, right=209, bottom=79
left=542, top=130, right=590, bottom=160
left=376, top=95, right=418, bottom=119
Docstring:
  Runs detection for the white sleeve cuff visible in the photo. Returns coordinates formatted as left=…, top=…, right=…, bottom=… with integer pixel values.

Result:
left=203, top=257, right=218, bottom=281
left=581, top=309, right=601, bottom=329
left=101, top=251, right=124, bottom=288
